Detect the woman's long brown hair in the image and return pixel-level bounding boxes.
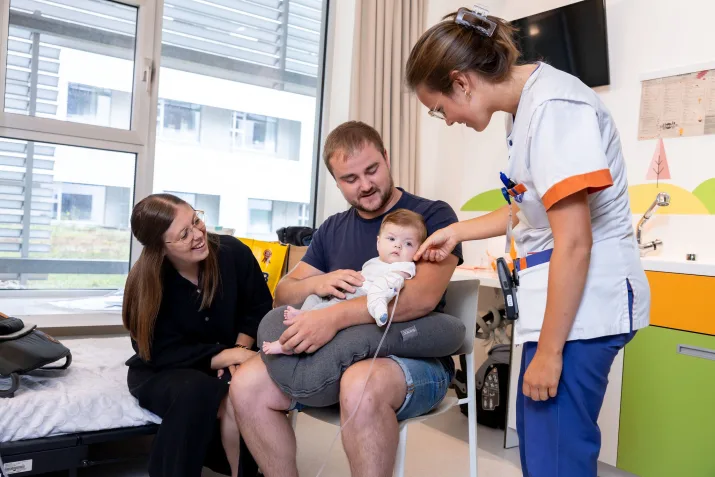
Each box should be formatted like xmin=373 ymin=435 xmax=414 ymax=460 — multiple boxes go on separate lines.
xmin=122 ymin=193 xmax=221 ymax=361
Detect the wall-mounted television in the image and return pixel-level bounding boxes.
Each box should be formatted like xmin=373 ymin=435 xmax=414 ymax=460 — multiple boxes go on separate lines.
xmin=511 ymin=0 xmax=610 ymax=87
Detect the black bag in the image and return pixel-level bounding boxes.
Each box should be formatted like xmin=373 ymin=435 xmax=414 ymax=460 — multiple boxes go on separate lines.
xmin=0 ymin=315 xmax=72 ymax=398
xmin=276 ymin=226 xmax=314 ymax=246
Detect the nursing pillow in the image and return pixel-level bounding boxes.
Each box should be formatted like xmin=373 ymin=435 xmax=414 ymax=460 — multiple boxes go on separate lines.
xmin=258 ymin=306 xmax=465 ymax=407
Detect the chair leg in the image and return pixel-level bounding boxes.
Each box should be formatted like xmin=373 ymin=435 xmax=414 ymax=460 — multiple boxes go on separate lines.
xmin=289 ymin=410 xmax=299 ymax=429
xmin=393 ymin=425 xmax=408 ymax=477
xmin=466 ymin=351 xmax=479 ymax=477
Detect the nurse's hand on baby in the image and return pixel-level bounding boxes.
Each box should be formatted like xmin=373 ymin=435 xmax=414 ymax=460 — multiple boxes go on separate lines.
xmin=414 ymin=224 xmax=460 ymax=263
xmin=313 ymin=269 xmax=364 ymax=299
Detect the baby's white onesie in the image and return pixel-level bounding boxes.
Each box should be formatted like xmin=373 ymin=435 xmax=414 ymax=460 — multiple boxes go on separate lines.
xmin=360 ymin=258 xmax=416 ymax=326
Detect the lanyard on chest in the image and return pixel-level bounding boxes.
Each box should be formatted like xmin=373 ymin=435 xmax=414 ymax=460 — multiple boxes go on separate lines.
xmin=495 ymin=172 xmax=527 ymax=321
xmin=499 ymin=172 xmax=526 ymax=254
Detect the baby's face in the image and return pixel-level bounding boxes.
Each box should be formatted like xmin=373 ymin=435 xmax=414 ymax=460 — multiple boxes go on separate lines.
xmin=377 ymin=223 xmax=422 ymax=263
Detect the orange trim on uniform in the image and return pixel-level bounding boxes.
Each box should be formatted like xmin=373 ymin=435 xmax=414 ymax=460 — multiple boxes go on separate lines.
xmin=518 ymin=257 xmax=528 ymax=271
xmin=542 ymin=169 xmax=614 ymax=210
xmin=506 ymin=184 xmax=527 ymax=198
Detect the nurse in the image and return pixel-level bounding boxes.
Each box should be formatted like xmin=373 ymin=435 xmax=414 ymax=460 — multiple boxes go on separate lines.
xmin=405 ymin=6 xmax=650 ymax=476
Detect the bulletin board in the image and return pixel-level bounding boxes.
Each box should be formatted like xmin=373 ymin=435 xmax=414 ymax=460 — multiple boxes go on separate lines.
xmin=638 ymin=69 xmax=715 ymax=140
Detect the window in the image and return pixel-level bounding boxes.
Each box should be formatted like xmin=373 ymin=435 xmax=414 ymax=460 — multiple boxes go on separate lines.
xmin=247 ymin=199 xmax=310 ymax=241
xmin=3 ymin=0 xmax=137 ymax=131
xmin=297 ymin=203 xmax=310 ymax=226
xmin=67 ymin=84 xmax=112 ymax=127
xmin=157 ymin=99 xmax=201 ymax=142
xmin=0 ymin=0 xmax=327 ymax=294
xmin=0 ymin=138 xmax=135 ymax=290
xmin=247 ymin=199 xmax=273 ymax=235
xmin=61 ymin=193 xmax=92 ymax=221
xmin=231 ymin=112 xmax=278 ymax=152
xmin=152 ymin=0 xmax=325 ymax=240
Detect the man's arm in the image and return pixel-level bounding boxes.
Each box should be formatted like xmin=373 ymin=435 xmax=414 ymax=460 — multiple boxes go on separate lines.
xmin=333 ymin=254 xmax=458 ymax=327
xmin=279 ymin=255 xmax=458 ymax=353
xmin=274 ymin=262 xmax=325 ymax=307
xmin=274 ymin=262 xmax=365 ymax=308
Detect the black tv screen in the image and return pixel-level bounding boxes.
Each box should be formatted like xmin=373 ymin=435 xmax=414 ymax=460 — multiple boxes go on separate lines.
xmin=511 ymin=0 xmax=610 ymax=87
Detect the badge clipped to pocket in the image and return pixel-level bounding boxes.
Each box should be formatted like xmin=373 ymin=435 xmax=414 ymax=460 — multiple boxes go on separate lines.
xmin=495 ymin=258 xmax=519 ymax=321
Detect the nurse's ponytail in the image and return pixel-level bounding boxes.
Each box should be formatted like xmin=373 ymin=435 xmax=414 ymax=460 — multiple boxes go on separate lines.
xmin=406 ymin=8 xmax=520 ymax=92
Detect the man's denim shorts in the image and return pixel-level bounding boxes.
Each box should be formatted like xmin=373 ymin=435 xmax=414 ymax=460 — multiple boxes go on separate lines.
xmin=289 ymin=355 xmax=454 ymax=421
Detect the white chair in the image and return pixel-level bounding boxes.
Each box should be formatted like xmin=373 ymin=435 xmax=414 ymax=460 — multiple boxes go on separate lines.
xmin=293 ymin=278 xmax=480 ymax=477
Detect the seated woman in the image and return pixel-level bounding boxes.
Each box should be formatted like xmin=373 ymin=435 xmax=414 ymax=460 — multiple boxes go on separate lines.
xmin=123 ymin=194 xmax=273 ymax=477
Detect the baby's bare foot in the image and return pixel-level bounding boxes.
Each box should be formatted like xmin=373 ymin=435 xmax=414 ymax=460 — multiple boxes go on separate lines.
xmin=262 ymin=341 xmax=292 ymax=355
xmin=284 ymin=306 xmax=303 ymax=322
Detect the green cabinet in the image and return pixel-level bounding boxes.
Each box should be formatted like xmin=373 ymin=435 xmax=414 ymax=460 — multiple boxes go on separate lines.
xmin=618 ymin=326 xmax=715 ymax=477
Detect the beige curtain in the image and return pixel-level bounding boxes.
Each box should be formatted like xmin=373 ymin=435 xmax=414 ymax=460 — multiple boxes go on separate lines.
xmin=349 ymin=0 xmax=426 ymax=193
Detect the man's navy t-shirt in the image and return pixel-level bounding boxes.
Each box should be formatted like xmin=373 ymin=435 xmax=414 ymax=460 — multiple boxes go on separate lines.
xmin=303 ymin=188 xmax=463 ymax=299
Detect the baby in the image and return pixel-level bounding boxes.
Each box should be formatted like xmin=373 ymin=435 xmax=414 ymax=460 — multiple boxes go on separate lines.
xmin=263 ymin=209 xmax=426 ymax=355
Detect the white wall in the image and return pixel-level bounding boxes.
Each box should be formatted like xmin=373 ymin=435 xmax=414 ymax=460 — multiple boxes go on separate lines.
xmin=421 ymin=0 xmax=715 ymax=265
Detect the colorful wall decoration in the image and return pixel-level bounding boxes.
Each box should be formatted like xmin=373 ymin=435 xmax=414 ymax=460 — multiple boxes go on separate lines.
xmin=462 ymin=139 xmax=715 ymax=215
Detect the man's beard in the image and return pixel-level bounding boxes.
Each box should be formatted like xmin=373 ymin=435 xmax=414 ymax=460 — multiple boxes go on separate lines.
xmin=349 ymin=177 xmax=394 ymax=213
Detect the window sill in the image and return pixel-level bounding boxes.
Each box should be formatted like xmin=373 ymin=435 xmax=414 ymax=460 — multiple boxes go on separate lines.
xmin=2 ymin=295 xmax=123 ymax=330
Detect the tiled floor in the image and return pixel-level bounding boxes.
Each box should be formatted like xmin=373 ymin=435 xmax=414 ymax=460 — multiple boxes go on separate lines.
xmin=71 ymin=399 xmax=636 ymax=477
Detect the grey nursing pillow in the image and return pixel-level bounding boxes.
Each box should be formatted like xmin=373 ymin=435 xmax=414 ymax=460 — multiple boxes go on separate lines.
xmin=257 ymin=306 xmax=465 ymax=407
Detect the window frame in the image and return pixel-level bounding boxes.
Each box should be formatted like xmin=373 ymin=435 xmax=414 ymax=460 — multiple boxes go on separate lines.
xmin=0 ymin=0 xmax=330 ymax=311
xmin=0 ymin=0 xmax=159 ymax=299
xmin=0 ymin=0 xmax=157 ymax=146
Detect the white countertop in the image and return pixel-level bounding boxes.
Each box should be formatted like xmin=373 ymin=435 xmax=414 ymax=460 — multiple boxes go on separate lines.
xmin=640 ymin=256 xmax=715 ymax=277
xmin=455 ymin=257 xmax=715 ymax=282
xmin=451 ymin=267 xmax=500 ymax=288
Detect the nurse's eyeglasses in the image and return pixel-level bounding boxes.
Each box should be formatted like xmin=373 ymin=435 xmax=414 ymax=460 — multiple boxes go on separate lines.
xmin=166 ymin=210 xmax=206 ymax=244
xmin=428 ymin=96 xmax=446 ymax=121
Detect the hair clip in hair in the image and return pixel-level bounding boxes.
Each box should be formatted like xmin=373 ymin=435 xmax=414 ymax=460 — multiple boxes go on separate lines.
xmin=455 ymin=4 xmax=497 ymax=37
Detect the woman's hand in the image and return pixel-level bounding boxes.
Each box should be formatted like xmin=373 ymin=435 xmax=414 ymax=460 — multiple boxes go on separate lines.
xmin=211 ymin=347 xmax=256 ymax=370
xmin=217 ymin=365 xmax=238 ymax=379
xmin=522 ymin=349 xmax=563 ymax=401
xmin=414 ymin=225 xmax=460 ymax=262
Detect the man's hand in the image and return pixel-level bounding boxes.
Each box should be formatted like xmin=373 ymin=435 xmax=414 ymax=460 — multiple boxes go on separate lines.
xmin=279 ymin=307 xmax=338 ymax=354
xmin=522 ymin=349 xmax=563 ymax=401
xmin=313 ymin=269 xmax=364 ymax=299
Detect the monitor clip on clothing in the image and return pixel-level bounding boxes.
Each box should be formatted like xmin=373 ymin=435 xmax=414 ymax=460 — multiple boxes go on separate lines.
xmin=496 ymin=258 xmax=519 ymax=321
